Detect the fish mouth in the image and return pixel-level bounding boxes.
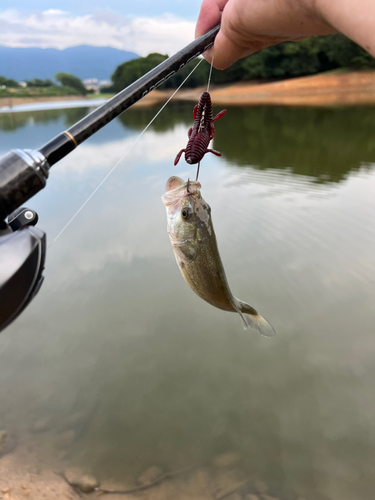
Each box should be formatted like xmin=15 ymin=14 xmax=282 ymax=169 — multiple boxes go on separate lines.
xmin=162 ymin=176 xmax=201 ymax=207
xmin=164 ymin=176 xmax=185 ymax=192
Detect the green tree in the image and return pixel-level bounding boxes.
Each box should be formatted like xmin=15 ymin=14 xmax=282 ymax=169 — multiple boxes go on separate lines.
xmin=112 ymin=53 xmax=215 ymax=91
xmin=26 ymin=78 xmax=55 ymax=88
xmin=208 ymin=35 xmax=375 ymax=83
xmin=112 ymin=53 xmax=168 ymax=92
xmin=111 ymin=35 xmax=375 ymax=93
xmin=55 ymin=72 xmax=87 ymax=95
xmin=0 ymin=76 xmax=19 ymax=88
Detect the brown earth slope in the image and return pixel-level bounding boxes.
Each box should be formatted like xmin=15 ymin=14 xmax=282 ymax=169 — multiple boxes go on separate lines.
xmin=1 ymin=71 xmax=375 ymax=109
xmin=169 ymin=70 xmax=375 ymax=106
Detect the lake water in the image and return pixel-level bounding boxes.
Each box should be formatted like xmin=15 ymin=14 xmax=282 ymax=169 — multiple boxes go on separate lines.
xmin=0 ymin=103 xmax=375 ymax=500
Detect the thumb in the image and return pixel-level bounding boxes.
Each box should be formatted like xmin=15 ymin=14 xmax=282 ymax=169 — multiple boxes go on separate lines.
xmin=210 ymin=28 xmax=251 ymax=69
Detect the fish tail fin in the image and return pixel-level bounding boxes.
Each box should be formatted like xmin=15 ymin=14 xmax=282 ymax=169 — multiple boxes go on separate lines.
xmin=235 ymin=299 xmax=276 ymax=338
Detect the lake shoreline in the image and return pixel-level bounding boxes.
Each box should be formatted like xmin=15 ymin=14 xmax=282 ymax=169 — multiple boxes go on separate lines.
xmin=0 ymin=432 xmax=281 ymax=500
xmin=1 ymin=70 xmax=375 ymax=111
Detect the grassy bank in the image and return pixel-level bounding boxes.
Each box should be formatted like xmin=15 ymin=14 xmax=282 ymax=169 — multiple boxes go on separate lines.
xmin=0 ymin=86 xmax=84 ymax=99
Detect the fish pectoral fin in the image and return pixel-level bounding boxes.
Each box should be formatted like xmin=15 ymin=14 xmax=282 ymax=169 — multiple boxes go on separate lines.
xmin=236 ymin=299 xmax=276 ymax=338
xmin=172 ymin=239 xmax=198 ymax=261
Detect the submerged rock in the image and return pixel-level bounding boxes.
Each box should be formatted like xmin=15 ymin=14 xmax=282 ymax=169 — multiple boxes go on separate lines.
xmin=64 ymin=467 xmax=82 ymax=484
xmin=213 ymin=452 xmax=241 ymax=468
xmin=137 ymin=465 xmax=164 ymax=485
xmin=64 ymin=467 xmax=99 ymax=493
xmin=77 ymin=474 xmax=99 ymax=493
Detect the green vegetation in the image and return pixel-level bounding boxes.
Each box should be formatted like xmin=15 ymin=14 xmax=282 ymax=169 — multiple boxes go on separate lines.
xmin=0 ymin=86 xmax=81 ymax=98
xmin=55 ymin=72 xmax=87 ymax=95
xmin=112 ymin=34 xmax=375 ymax=91
xmin=26 ymin=78 xmax=55 ymax=87
xmin=0 ymin=107 xmax=89 ymax=132
xmin=232 ymin=34 xmax=375 ymax=81
xmin=0 ymin=76 xmax=19 ymax=88
xmin=0 ymin=72 xmax=88 ymax=98
xmin=112 ymin=53 xmax=168 ymax=92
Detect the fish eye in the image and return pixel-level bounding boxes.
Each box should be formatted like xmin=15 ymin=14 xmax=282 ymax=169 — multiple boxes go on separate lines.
xmin=181 ymin=208 xmax=190 ymax=220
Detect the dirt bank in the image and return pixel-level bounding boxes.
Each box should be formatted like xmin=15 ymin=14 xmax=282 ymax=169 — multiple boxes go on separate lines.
xmin=123 ymin=70 xmax=375 ymax=107
xmin=165 ymin=70 xmax=375 ymax=107
xmin=209 ymin=70 xmax=375 ymax=106
xmin=2 ymin=71 xmax=375 ymax=109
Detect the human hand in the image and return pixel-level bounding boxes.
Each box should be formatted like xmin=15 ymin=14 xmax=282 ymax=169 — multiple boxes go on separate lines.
xmin=195 ymin=0 xmax=336 ymax=69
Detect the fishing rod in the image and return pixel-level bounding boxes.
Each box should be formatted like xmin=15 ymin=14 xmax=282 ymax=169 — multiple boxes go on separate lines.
xmin=0 ymin=24 xmax=220 ymax=333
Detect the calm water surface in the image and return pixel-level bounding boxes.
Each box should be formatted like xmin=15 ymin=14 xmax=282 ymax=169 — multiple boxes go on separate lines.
xmin=1 ymin=104 xmax=375 ymax=500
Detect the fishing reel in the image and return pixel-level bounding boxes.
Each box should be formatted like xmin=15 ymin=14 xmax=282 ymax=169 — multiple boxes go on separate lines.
xmin=0 ymin=207 xmax=46 ymax=333
xmin=0 ymin=149 xmax=48 ymax=333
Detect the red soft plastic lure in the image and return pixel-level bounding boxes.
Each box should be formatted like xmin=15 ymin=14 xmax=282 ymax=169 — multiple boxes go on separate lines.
xmin=174 ymin=91 xmax=226 ymax=178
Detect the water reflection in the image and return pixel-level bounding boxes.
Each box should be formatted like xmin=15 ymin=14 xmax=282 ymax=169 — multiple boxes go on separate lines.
xmin=214 ymin=106 xmax=375 ymax=183
xmin=0 ymin=107 xmax=89 ymax=132
xmin=0 ymin=104 xmax=374 ymax=500
xmin=120 ymin=104 xmax=375 ymax=184
xmin=2 ymin=104 xmax=375 ymax=185
xmin=3 ymin=103 xmax=373 ymax=184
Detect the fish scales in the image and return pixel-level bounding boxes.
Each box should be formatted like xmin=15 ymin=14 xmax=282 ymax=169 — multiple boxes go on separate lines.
xmin=180 ymin=221 xmax=234 ymax=312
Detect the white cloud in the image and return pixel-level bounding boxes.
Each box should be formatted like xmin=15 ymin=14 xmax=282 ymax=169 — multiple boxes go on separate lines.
xmin=0 ymin=9 xmax=195 ymax=55
xmin=43 ymin=9 xmax=67 ymax=16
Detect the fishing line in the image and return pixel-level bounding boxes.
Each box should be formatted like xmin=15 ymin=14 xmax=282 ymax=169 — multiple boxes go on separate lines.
xmin=49 ymin=57 xmax=204 ymax=248
xmin=207 ymin=53 xmax=214 ymax=92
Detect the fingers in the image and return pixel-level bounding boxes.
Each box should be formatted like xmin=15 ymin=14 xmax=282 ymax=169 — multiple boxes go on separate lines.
xmin=195 ymin=0 xmax=228 ymax=38
xmin=211 ymin=27 xmax=254 ymax=69
xmin=195 ymin=0 xmax=337 ymax=70
xmin=196 ymin=0 xmax=256 ymax=69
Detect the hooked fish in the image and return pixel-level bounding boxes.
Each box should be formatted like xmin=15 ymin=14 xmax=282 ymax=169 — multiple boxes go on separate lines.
xmin=162 ymin=176 xmax=275 ymax=337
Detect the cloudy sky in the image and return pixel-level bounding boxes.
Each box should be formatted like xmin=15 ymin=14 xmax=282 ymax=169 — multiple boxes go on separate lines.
xmin=0 ymin=1 xmax=203 ymax=55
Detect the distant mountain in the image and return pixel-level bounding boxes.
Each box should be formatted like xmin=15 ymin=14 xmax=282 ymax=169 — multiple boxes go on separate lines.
xmin=0 ymin=45 xmax=139 ymax=81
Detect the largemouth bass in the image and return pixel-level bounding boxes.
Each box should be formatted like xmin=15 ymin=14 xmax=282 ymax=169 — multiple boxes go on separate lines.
xmin=162 ymin=176 xmax=275 ymax=337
